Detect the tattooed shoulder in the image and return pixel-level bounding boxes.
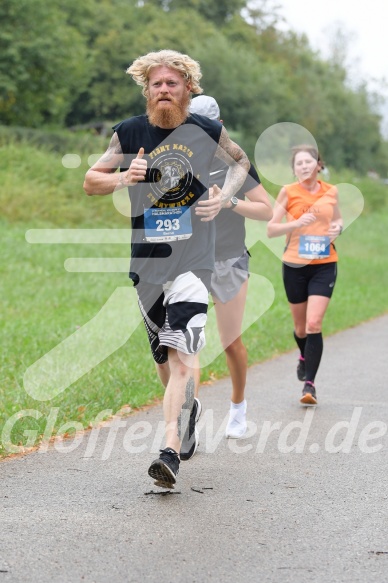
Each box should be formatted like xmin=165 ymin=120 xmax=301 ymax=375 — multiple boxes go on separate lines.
xmin=218 ymin=127 xmax=249 ymax=167
xmin=99 ymin=132 xmax=123 ymax=167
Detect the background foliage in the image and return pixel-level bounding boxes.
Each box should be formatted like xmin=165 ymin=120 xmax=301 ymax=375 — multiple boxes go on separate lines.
xmin=1 ymin=0 xmax=387 ymax=175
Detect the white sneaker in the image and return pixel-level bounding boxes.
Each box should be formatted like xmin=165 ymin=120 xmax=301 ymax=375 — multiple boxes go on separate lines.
xmin=225 ymin=400 xmax=247 ymax=439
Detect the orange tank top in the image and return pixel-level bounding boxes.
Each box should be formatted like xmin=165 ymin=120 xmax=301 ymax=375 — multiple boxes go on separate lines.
xmin=282 ymin=180 xmax=338 ymax=266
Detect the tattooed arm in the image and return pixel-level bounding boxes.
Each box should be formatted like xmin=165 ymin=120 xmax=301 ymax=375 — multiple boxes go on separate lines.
xmin=83 ymin=133 xmax=147 ymax=196
xmin=195 ymin=127 xmax=250 ymax=221
xmin=83 ymin=132 xmax=124 ymax=196
xmin=215 ymin=126 xmax=250 ymax=206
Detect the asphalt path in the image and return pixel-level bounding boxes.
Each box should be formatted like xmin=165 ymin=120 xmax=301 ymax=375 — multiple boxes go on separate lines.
xmin=1 ymin=315 xmax=387 ymax=583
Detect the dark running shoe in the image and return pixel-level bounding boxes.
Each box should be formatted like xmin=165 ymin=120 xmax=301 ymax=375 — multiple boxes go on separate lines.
xmin=297 ymin=357 xmax=306 ymax=381
xmin=180 ymin=398 xmax=202 ymax=461
xmin=300 ymin=382 xmax=318 ymax=406
xmin=148 ymin=448 xmax=180 ymax=489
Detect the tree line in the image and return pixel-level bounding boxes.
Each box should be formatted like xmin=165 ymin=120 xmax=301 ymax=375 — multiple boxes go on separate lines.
xmin=1 ymin=0 xmax=387 ymax=174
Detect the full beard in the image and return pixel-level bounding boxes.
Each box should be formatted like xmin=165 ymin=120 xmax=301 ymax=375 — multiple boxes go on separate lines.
xmin=147 ymin=94 xmax=190 ymax=129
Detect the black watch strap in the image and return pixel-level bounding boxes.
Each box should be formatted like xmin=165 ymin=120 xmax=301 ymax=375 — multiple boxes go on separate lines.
xmin=230 ymin=196 xmax=238 ymax=210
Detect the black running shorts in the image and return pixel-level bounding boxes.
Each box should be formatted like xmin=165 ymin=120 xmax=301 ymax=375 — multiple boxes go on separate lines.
xmin=282 ymin=262 xmax=337 ymax=304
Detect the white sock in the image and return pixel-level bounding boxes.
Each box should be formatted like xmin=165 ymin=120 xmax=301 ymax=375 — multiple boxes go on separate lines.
xmin=225 ymin=399 xmax=247 ymax=438
xmin=231 ymin=400 xmax=246 ymax=411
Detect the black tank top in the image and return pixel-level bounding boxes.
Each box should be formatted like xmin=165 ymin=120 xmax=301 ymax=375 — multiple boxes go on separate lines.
xmin=113 ymin=114 xmax=222 ymax=284
xmin=210 ymin=162 xmax=260 ymax=260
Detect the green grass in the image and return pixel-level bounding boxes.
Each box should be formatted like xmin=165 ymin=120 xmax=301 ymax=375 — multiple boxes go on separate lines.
xmin=1 ymin=137 xmax=388 ymax=456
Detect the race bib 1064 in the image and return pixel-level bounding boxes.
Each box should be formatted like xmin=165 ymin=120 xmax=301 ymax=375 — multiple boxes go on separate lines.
xmin=298 ymin=235 xmax=330 ymax=259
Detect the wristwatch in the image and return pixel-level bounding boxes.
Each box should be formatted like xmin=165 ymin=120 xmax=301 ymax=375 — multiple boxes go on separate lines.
xmin=230 ymin=196 xmax=238 ymax=210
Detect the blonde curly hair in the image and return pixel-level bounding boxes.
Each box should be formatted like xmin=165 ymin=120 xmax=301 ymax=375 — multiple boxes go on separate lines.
xmin=126 ymin=50 xmax=203 ymax=97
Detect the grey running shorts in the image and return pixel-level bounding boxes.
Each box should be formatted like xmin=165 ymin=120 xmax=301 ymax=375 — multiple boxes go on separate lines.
xmin=135 ymin=271 xmax=210 ymax=364
xmin=210 ymin=249 xmax=250 ymax=304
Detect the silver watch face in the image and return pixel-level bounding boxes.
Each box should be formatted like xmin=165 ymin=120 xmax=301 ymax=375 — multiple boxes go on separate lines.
xmin=231 ymin=197 xmax=238 ymax=206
